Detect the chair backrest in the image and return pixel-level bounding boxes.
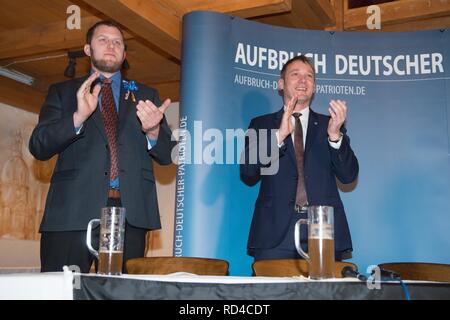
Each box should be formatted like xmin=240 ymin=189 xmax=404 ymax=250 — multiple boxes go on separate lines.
xmin=378 ymin=262 xmax=450 ymax=282
xmin=126 ymin=257 xmax=229 ymax=276
xmin=252 ymin=259 xmax=357 ymax=277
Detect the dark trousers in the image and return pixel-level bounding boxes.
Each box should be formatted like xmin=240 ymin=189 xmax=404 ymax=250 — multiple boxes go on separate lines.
xmin=41 ymin=196 xmax=147 ymax=273
xmin=40 ymin=222 xmax=147 ymax=273
xmin=253 ymin=211 xmax=307 ymax=261
xmin=41 ymin=198 xmax=147 ymax=273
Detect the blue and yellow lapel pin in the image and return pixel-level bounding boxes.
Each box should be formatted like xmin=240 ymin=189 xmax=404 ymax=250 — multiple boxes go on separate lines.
xmin=123 ymin=80 xmax=139 ymax=102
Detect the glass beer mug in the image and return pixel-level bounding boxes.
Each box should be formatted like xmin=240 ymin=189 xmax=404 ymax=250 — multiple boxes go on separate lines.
xmin=294 ymin=205 xmax=335 ymax=279
xmin=86 ymin=207 xmax=126 ymax=275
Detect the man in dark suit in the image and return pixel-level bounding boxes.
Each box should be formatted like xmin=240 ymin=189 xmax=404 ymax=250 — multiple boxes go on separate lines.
xmin=29 ymin=21 xmax=176 ymax=272
xmin=240 ymin=55 xmax=359 ymax=261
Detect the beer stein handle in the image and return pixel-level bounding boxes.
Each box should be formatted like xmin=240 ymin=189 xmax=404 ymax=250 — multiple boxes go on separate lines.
xmin=86 ymin=219 xmax=100 ymax=259
xmin=294 ymin=219 xmax=310 ymax=262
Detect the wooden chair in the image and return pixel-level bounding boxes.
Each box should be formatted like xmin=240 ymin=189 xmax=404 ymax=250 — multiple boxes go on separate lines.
xmin=126 ymin=257 xmax=229 ymax=276
xmin=378 ymin=262 xmax=450 ymax=282
xmin=252 ymin=259 xmax=357 ymax=277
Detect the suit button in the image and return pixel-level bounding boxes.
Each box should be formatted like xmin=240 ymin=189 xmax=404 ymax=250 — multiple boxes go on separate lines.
xmin=105 ymin=144 xmax=109 ymax=149
xmin=104 ymin=172 xmax=108 ymax=176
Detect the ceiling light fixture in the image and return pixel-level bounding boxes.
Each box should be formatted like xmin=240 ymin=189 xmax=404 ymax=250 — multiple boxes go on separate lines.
xmin=0 ymin=53 xmax=66 ymax=86
xmin=64 ymin=50 xmax=86 ymax=78
xmin=0 ymin=66 xmax=35 ymax=86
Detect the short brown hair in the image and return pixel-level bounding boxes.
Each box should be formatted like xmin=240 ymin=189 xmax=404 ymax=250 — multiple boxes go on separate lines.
xmin=280 ymin=55 xmax=315 ymax=79
xmin=86 ymin=20 xmax=126 ymax=50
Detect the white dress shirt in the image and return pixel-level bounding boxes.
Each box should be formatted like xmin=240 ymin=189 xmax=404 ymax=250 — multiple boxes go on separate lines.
xmin=276 ymin=106 xmax=342 ymax=149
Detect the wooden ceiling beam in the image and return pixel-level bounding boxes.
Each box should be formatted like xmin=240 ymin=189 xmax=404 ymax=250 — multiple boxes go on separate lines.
xmin=270 ymin=0 xmax=335 ymax=29
xmin=345 ymin=0 xmax=450 ymax=30
xmin=288 ymin=0 xmax=326 ymax=29
xmin=256 ymin=13 xmax=301 ymax=29
xmin=182 ymin=0 xmax=292 ymax=18
xmin=80 ymin=0 xmax=183 ymax=60
xmin=326 ymin=0 xmax=344 ymax=31
xmin=79 ymin=0 xmax=292 ymax=61
xmin=305 ymin=0 xmax=336 ymax=26
xmin=0 ymin=77 xmax=46 ymax=114
xmin=1 ymin=16 xmax=92 ymax=60
xmin=0 ymin=16 xmax=134 ymax=60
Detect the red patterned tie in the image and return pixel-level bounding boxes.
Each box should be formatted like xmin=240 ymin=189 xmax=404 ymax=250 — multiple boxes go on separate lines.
xmin=100 ymin=79 xmax=119 ymax=181
xmin=292 ymin=112 xmax=308 ymax=207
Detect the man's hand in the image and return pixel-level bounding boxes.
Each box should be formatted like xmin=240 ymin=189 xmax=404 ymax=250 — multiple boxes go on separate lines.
xmin=328 ymin=99 xmax=347 ymax=141
xmin=136 ymin=98 xmax=171 ymax=140
xmin=74 ymin=72 xmax=101 ymax=128
xmin=277 ymin=96 xmax=297 ymax=144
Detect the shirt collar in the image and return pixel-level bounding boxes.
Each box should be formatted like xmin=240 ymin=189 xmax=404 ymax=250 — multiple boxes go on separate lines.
xmin=100 ymin=71 xmax=121 ymax=84
xmin=283 ymin=105 xmax=310 ymax=119
xmin=90 ymin=70 xmax=122 ymax=87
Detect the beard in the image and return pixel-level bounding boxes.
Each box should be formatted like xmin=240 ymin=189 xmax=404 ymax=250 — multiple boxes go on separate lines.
xmin=91 ymin=48 xmax=123 ymax=73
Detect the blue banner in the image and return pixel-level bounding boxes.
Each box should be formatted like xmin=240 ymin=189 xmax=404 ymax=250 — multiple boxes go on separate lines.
xmin=174 ymin=11 xmax=450 ymax=276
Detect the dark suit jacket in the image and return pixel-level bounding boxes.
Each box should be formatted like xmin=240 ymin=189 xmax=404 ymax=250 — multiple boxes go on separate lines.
xmin=240 ymin=107 xmax=359 ymax=257
xmin=29 ymin=75 xmax=176 ymax=232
